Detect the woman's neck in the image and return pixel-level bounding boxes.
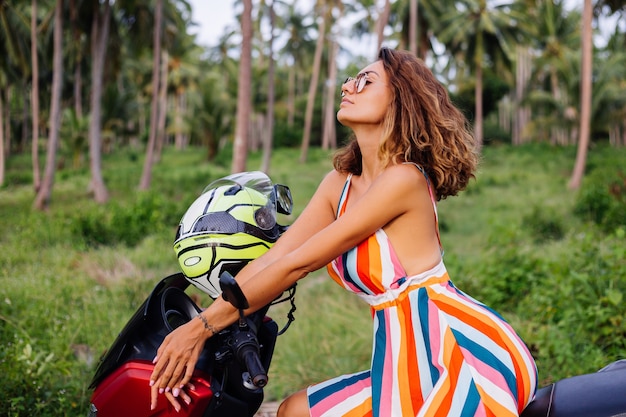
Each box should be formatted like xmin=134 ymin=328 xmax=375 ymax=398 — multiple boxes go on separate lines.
xmin=352 ymin=126 xmax=385 ymax=182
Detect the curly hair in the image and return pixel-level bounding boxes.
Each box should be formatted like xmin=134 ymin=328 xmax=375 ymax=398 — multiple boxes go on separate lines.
xmin=333 ymin=48 xmax=479 ymax=200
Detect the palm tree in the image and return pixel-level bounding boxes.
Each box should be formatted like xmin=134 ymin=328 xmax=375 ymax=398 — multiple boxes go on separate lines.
xmin=524 ymin=0 xmax=580 ymax=145
xmin=139 ymin=0 xmax=164 ymax=190
xmin=232 ymin=0 xmax=253 ymax=173
xmin=277 ymin=3 xmax=313 ymax=127
xmin=409 ymin=0 xmax=417 ymax=55
xmin=569 ymin=0 xmax=593 ymax=189
xmin=69 ymin=0 xmax=85 ymax=118
xmin=34 ymin=0 xmax=63 ymax=210
xmin=376 ymin=0 xmax=391 ymax=52
xmin=261 ymin=0 xmax=276 ymax=174
xmin=437 ymin=0 xmax=523 ymax=147
xmin=0 ymin=1 xmax=31 ymax=187
xmin=31 ymin=0 xmax=41 ymax=192
xmin=196 ymin=70 xmax=234 ymax=160
xmin=0 ymin=85 xmax=4 ymax=188
xmin=321 ymin=36 xmax=339 ymax=150
xmin=299 ymin=1 xmax=326 ymax=163
xmin=385 ymin=0 xmax=441 ymax=61
xmin=87 ymin=0 xmax=112 ymax=203
xmin=320 ymin=0 xmax=345 ymax=151
xmin=599 ymin=27 xmax=626 ymax=146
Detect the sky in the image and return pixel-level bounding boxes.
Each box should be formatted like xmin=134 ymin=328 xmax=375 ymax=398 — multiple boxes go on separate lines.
xmin=186 ymin=1 xmax=622 ymax=52
xmin=187 ymin=0 xmax=238 ymax=48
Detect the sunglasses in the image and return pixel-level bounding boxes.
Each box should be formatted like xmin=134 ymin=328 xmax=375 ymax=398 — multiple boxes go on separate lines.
xmin=341 ymin=72 xmax=371 ymax=97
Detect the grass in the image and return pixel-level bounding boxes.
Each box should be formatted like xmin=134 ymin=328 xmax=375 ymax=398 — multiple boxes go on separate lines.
xmin=1 ymin=143 xmax=625 ymax=415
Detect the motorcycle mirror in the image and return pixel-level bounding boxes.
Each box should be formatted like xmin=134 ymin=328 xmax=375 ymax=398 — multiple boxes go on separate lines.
xmin=274 ymin=184 xmax=293 ymax=215
xmin=219 ymin=271 xmax=250 ymax=311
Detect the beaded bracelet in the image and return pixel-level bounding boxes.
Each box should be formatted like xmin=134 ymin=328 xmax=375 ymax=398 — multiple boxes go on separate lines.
xmin=197 ymin=314 xmax=218 ymax=336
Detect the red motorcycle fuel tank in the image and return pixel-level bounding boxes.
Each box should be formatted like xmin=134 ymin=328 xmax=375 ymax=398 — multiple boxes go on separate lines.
xmin=89 ymin=360 xmax=214 ymax=417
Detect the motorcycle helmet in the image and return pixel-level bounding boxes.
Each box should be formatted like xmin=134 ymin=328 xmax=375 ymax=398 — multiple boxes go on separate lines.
xmin=174 ymin=171 xmax=292 ymax=299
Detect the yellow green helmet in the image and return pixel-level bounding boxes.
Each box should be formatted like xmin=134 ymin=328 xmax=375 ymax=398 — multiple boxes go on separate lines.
xmin=173 ymin=171 xmax=292 ymax=298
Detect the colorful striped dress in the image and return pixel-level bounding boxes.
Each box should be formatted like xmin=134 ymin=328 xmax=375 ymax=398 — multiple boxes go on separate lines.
xmin=307 ymin=169 xmax=537 ymax=417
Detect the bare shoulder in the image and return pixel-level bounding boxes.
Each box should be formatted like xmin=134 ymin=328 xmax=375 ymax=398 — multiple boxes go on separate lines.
xmin=315 ymin=169 xmax=349 ymax=200
xmin=319 ymin=169 xmax=348 ymax=188
xmin=376 ymin=164 xmax=428 ymax=194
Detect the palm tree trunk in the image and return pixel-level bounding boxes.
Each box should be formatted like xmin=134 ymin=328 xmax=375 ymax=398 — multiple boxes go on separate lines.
xmin=473 ymin=28 xmax=484 ymax=148
xmin=31 ymin=0 xmax=41 ymax=192
xmin=261 ymin=0 xmax=276 ymax=174
xmin=322 ymin=37 xmax=338 ymax=150
xmin=299 ymin=15 xmax=325 ymax=163
xmin=569 ymin=0 xmax=593 ymax=189
xmin=70 ymin=0 xmax=83 ymax=118
xmin=2 ymin=87 xmax=9 ymax=159
xmin=375 ymin=0 xmax=391 ymax=55
xmin=155 ymin=49 xmax=169 ymax=162
xmin=34 ymin=0 xmax=63 ymax=210
xmin=232 ymin=0 xmax=253 ymax=173
xmin=88 ymin=0 xmax=111 ymax=203
xmin=287 ymin=66 xmax=295 ymax=127
xmin=174 ymin=91 xmax=186 ymax=149
xmin=139 ymin=0 xmax=163 ymax=190
xmin=0 ymin=90 xmax=4 ymax=187
xmin=513 ymin=46 xmax=530 ymax=145
xmin=409 ymin=0 xmax=418 ymax=56
xmin=474 ymin=63 xmax=483 ymax=148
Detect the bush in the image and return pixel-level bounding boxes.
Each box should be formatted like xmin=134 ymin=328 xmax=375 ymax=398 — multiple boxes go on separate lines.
xmin=0 ymin=326 xmax=88 ymax=416
xmin=522 ymin=206 xmax=565 ymax=243
xmin=574 ymin=169 xmax=626 ymax=231
xmin=71 ymin=191 xmax=179 ymax=247
xmin=483 ymin=117 xmax=512 ymax=145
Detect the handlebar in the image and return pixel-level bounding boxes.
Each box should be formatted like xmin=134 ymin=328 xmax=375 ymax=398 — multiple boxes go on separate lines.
xmin=238 ymin=342 xmax=268 ymax=387
xmin=219 ymin=321 xmax=268 ymax=389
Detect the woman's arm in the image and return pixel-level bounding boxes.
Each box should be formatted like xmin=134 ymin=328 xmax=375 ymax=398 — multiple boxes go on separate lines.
xmin=149 ymin=165 xmax=425 ymax=408
xmin=149 ymin=169 xmax=346 ymax=408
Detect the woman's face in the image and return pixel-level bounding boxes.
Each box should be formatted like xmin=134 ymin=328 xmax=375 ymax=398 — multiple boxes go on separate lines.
xmin=337 ymin=60 xmax=392 ymax=128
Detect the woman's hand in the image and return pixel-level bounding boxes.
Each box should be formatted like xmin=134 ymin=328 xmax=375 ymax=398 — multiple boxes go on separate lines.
xmin=158 ymin=382 xmax=195 ymax=412
xmin=149 ymin=316 xmax=209 ymax=410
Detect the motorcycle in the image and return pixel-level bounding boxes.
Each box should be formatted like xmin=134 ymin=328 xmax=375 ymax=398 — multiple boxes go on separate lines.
xmin=520 ymin=359 xmax=626 ymax=417
xmin=88 ymin=270 xmax=296 ymax=417
xmin=88 ymin=172 xmax=297 ymax=417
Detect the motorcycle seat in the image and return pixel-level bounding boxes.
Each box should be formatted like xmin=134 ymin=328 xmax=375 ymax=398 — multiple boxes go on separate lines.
xmin=521 ymin=360 xmax=626 ymax=417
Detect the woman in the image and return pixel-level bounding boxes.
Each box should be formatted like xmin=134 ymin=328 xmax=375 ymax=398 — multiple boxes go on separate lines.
xmin=150 ymin=48 xmax=537 ymax=416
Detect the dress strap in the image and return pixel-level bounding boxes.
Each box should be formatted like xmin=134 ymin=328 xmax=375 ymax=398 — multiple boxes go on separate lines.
xmin=336 ymin=173 xmax=353 ymax=218
xmin=403 ymin=163 xmax=444 ymax=255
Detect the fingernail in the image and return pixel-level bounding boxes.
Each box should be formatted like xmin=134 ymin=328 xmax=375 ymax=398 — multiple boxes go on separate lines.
xmin=184 ymin=398 xmax=191 ymax=405
xmin=149 ymin=380 xmax=154 ymax=387
xmin=173 ymin=388 xmax=180 ymax=397
xmin=175 ymin=406 xmax=181 ymax=413
xmin=152 ymin=356 xmax=158 ymax=364
xmin=159 ymin=388 xmax=164 ymax=394
xmin=165 ymin=387 xmax=171 ymax=393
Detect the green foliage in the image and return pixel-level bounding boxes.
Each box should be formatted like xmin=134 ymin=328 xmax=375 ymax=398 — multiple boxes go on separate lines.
xmin=574 ymin=168 xmax=626 ymax=231
xmin=483 ymin=115 xmax=512 ymax=144
xmin=438 ymin=143 xmax=626 ymax=387
xmin=273 ymin=122 xmax=303 ymax=148
xmin=1 ymin=144 xmax=626 ymax=415
xmin=71 ymin=191 xmax=180 ymax=247
xmin=0 ymin=331 xmax=83 ymax=417
xmin=522 ymin=205 xmax=565 ymax=243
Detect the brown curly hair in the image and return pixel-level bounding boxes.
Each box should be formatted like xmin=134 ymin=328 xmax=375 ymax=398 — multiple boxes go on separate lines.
xmin=333 ymin=48 xmax=479 ymax=200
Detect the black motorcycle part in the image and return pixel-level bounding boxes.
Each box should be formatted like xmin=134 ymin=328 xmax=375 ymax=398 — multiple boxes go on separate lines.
xmin=90 ymin=272 xmax=279 ymax=417
xmin=201 ymin=390 xmax=257 ymax=417
xmin=90 ymin=273 xmax=206 ymax=389
xmin=209 ymin=318 xmax=277 ymax=417
xmin=521 ymin=359 xmax=626 ymax=417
